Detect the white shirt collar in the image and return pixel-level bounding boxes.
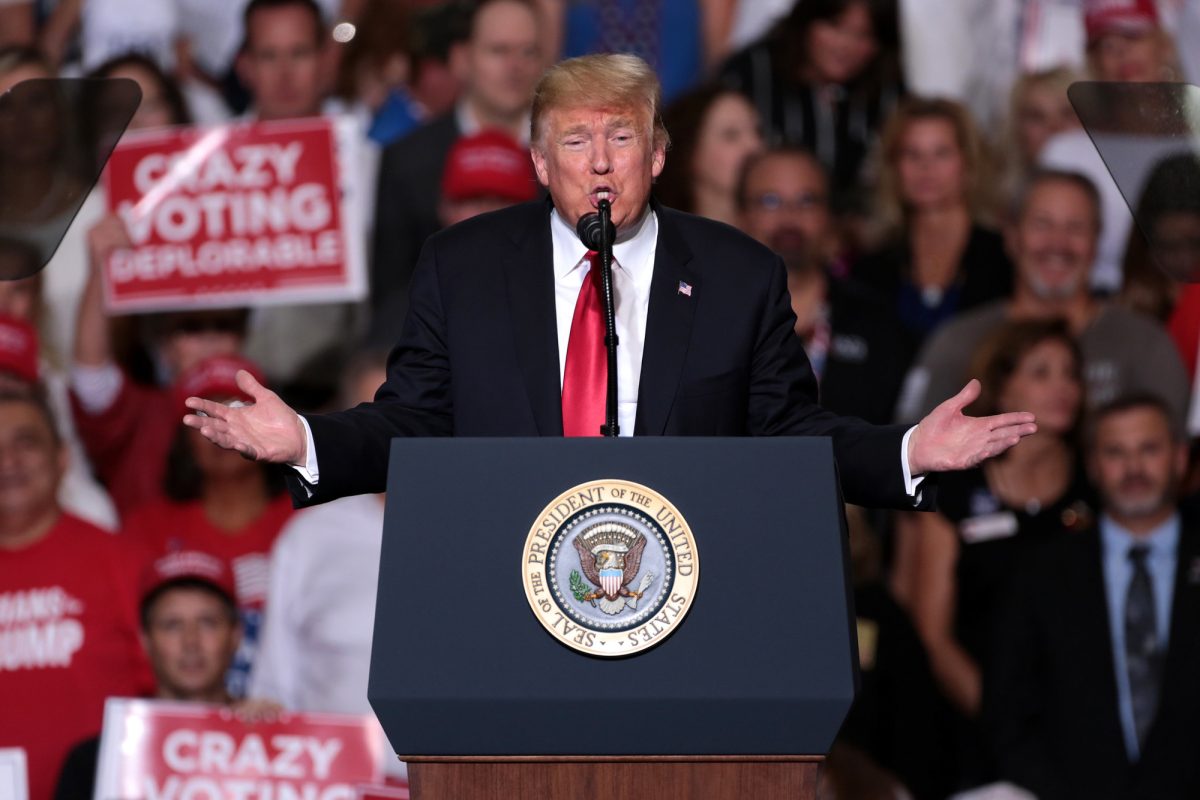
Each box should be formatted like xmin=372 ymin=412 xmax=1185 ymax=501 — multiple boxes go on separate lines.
xmin=549 ymin=205 xmax=658 ymax=280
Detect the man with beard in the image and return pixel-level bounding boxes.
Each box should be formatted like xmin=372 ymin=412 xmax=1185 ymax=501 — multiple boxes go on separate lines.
xmin=738 ymin=148 xmax=912 ymax=424
xmin=987 ymin=394 xmax=1200 ymax=799
xmin=895 ymin=169 xmax=1188 ymax=427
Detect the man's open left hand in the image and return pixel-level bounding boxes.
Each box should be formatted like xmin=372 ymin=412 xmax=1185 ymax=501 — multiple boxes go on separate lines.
xmin=908 ymin=379 xmax=1037 ymax=475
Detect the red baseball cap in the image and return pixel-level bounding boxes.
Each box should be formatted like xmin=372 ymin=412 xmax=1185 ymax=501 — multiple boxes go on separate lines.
xmin=1085 ymin=0 xmax=1159 ymax=42
xmin=0 ymin=315 xmax=38 ymax=385
xmin=173 ymin=354 xmax=265 ymax=415
xmin=139 ymin=550 xmax=238 ymax=609
xmin=441 ymin=130 xmax=537 ymax=203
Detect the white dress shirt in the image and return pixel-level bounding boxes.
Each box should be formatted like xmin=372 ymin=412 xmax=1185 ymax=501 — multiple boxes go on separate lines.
xmin=551 ymin=206 xmax=656 ymax=437
xmin=294 ymin=207 xmax=923 ymax=500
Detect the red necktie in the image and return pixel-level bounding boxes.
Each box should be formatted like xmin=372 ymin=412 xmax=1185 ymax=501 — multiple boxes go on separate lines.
xmin=562 ymin=250 xmax=606 ymax=436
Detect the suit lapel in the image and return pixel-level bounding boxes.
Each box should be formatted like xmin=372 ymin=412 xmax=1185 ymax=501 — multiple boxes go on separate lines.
xmin=503 ymin=202 xmax=562 ymax=435
xmin=634 ymin=206 xmax=698 ymax=435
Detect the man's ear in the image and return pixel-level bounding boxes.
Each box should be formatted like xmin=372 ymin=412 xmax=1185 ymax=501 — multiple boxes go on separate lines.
xmin=651 ymin=142 xmax=666 ymax=179
xmin=234 ymin=51 xmax=253 ymax=94
xmin=531 ymin=146 xmax=550 ymax=187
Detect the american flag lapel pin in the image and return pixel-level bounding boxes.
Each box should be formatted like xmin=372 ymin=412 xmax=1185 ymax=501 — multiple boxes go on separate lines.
xmin=677 ymin=280 xmax=693 ymax=297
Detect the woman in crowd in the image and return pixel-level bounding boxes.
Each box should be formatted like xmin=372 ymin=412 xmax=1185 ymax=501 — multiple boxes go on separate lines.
xmin=854 ymin=97 xmax=1011 ymax=346
xmin=719 ymin=0 xmax=903 ymax=213
xmin=892 ymin=319 xmax=1094 ymax=786
xmin=121 ymin=355 xmax=294 ymax=698
xmin=998 ymin=67 xmax=1082 ymax=214
xmin=655 ymin=84 xmax=763 ymax=226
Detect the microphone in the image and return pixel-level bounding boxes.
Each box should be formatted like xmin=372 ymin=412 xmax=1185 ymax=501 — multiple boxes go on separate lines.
xmin=575 ymin=209 xmax=616 ymax=250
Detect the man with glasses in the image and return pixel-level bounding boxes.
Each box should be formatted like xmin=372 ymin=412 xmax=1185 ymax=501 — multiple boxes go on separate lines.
xmin=737 ymin=147 xmax=910 ymax=424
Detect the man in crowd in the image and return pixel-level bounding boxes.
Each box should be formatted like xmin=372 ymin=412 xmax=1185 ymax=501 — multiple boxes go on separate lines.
xmin=185 ymin=53 xmax=1036 ymax=513
xmin=369 ymin=0 xmax=543 ymax=345
xmin=988 ymin=395 xmax=1200 ymax=798
xmin=233 ymin=0 xmax=372 ymax=400
xmin=54 ymin=550 xmax=243 ymax=798
xmin=0 ymin=391 xmax=150 ymax=800
xmin=896 ymin=169 xmax=1189 ymax=428
xmin=738 ymin=147 xmax=912 ymax=424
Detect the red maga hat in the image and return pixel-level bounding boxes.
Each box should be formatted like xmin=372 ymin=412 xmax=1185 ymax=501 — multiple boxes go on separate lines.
xmin=0 ymin=315 xmax=38 ymax=385
xmin=441 ymin=130 xmax=537 ymax=203
xmin=1085 ymin=0 xmax=1159 ymax=42
xmin=139 ymin=550 xmax=238 ymax=608
xmin=173 ymin=354 xmax=265 ymax=416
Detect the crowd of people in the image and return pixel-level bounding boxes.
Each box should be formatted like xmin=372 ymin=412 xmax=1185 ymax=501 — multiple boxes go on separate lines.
xmin=2 ymin=0 xmax=1200 ymax=798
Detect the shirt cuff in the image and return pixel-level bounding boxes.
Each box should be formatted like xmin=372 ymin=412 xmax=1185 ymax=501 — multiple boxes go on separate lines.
xmin=290 ymin=415 xmax=320 ymax=486
xmin=69 ymin=362 xmax=124 ymax=414
xmin=901 ymin=425 xmax=925 ymax=506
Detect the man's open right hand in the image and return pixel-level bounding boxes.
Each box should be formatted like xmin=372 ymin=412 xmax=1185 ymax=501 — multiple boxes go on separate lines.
xmin=182 ymin=369 xmax=307 ymax=465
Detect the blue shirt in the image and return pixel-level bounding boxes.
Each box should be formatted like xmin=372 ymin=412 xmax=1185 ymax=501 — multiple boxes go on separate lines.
xmin=1099 ymin=513 xmax=1179 ymax=762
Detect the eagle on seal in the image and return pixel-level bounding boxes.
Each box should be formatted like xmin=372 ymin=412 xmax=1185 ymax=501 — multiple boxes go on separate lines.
xmin=573 ymin=531 xmax=651 ymax=615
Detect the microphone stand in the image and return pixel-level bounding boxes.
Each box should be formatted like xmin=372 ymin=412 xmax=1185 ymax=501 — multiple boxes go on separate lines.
xmin=597 ymin=199 xmax=619 ymax=437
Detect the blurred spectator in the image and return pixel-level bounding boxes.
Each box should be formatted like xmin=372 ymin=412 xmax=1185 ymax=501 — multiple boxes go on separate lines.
xmin=656 ymin=83 xmax=763 ymax=226
xmin=438 ymin=129 xmax=537 ymax=227
xmin=1119 ymin=154 xmax=1200 ymax=387
xmin=333 ymin=0 xmax=412 ymax=142
xmin=370 ymin=0 xmax=542 ymax=346
xmin=987 ymin=394 xmax=1200 ymax=799
xmin=719 ymin=0 xmax=903 ymax=213
xmin=998 ymin=67 xmax=1083 ymax=215
xmin=539 ymin=0 xmax=722 ymax=101
xmin=233 ymin=0 xmax=374 ymax=403
xmin=250 ymin=349 xmax=403 ymax=777
xmin=71 ymin=214 xmax=249 ymax=515
xmin=121 ymin=354 xmax=293 ymax=698
xmin=855 ymin=98 xmax=1012 ymax=345
xmin=900 ymin=0 xmax=1085 ymax=137
xmin=737 ymin=147 xmax=909 ymax=424
xmin=54 ymin=550 xmax=244 ymax=799
xmin=0 ymin=310 xmax=117 ymax=529
xmin=893 ymin=319 xmax=1095 ymax=789
xmin=1040 ymin=0 xmax=1184 ymax=293
xmin=896 ymin=169 xmax=1189 ymax=429
xmin=37 ymin=52 xmax=193 ymax=375
xmin=0 ymin=390 xmax=150 ymax=800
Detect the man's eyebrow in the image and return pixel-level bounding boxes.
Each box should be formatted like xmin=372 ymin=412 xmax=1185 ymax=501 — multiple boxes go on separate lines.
xmin=560 ymin=124 xmax=591 ymax=137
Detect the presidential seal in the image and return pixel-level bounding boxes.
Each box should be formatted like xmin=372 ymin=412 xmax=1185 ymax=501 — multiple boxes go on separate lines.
xmin=522 ymin=479 xmax=699 ymax=656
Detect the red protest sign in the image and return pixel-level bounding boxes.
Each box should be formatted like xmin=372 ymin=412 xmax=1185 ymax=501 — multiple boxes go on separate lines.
xmin=103 ymin=117 xmax=367 ymax=313
xmin=94 ymin=699 xmax=384 ymax=800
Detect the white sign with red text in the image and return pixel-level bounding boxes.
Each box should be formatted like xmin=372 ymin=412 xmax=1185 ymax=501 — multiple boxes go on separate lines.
xmin=103 ymin=116 xmax=367 ymax=312
xmin=94 ymin=699 xmax=383 ymax=800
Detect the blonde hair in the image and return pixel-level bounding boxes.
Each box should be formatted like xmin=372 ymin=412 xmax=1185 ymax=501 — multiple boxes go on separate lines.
xmin=530 ymin=53 xmax=670 ymax=151
xmin=872 ymin=97 xmax=993 ymax=242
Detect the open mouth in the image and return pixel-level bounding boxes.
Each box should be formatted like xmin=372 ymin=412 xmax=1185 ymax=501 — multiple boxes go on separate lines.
xmin=589 ymin=186 xmax=616 ymax=207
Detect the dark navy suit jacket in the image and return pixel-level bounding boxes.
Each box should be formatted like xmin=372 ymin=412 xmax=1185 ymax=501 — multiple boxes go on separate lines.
xmin=290 ymin=199 xmax=926 ymax=509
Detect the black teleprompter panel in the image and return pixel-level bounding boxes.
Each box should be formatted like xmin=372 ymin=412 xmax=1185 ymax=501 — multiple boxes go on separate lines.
xmin=369 ymin=437 xmax=856 ymax=756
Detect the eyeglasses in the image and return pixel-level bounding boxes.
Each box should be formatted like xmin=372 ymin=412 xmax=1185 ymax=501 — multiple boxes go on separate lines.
xmin=748 ymin=192 xmax=827 ymax=212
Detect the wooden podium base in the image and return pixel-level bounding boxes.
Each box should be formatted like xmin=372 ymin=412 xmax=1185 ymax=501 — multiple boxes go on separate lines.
xmin=405 ymin=755 xmax=823 ymax=800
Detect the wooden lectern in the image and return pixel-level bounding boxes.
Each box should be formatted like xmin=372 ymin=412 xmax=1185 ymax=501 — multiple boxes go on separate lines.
xmin=370 ymin=438 xmax=857 ymax=799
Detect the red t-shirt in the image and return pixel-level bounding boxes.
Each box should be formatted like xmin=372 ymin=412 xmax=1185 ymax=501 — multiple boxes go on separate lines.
xmin=70 ymin=375 xmax=177 ymax=518
xmin=122 ymin=495 xmax=295 ymax=696
xmin=0 ymin=514 xmax=152 ymax=800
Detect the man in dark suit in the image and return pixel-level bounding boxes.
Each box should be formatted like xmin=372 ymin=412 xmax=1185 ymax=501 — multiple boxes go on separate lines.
xmin=369 ymin=0 xmax=543 ymax=347
xmin=183 ymin=53 xmax=1036 ymax=511
xmin=987 ymin=394 xmax=1200 ymax=799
